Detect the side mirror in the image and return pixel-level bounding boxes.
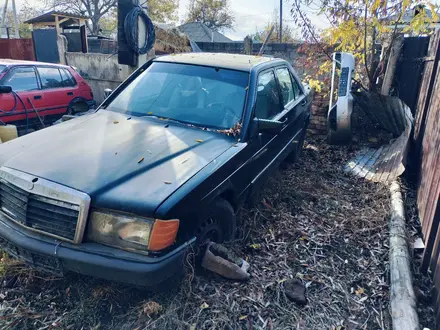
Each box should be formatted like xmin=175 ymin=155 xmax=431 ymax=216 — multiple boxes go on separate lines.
xmin=255 ymin=118 xmax=284 ymax=134
xmin=104 ymin=88 xmax=112 ymax=99
xmin=0 ymin=86 xmax=12 ymax=94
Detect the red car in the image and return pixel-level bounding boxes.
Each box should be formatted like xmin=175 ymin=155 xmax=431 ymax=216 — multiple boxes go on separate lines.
xmin=0 ymin=59 xmax=95 ymax=128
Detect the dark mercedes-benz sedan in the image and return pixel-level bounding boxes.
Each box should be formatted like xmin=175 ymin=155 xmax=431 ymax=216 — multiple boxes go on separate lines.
xmin=0 ymin=53 xmax=312 ymax=286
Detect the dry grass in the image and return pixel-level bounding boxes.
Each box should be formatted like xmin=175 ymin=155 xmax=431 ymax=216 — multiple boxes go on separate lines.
xmin=0 ymin=138 xmax=396 ymax=329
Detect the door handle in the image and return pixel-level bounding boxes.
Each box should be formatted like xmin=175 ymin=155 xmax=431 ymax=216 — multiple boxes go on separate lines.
xmin=34 ymin=95 xmax=42 ymax=100
xmin=67 ymin=92 xmax=73 ymax=96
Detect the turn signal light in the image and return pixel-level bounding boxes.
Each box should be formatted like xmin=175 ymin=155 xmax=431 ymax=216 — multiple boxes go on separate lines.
xmin=148 ymin=219 xmax=180 ymax=251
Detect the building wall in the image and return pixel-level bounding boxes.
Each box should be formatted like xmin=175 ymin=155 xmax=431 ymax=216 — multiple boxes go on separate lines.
xmin=309 ymin=92 xmax=329 ymax=139
xmin=65 ymin=52 xmax=154 ymax=104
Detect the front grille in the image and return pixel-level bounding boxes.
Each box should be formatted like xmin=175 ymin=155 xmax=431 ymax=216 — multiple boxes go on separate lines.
xmin=0 ymin=179 xmax=80 ymax=241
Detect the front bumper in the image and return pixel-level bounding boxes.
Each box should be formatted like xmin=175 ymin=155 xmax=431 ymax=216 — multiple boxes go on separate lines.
xmin=0 ymin=213 xmax=195 ymax=287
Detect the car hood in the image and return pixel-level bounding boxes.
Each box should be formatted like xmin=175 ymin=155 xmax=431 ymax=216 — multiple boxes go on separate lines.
xmin=0 ymin=110 xmax=235 ymax=216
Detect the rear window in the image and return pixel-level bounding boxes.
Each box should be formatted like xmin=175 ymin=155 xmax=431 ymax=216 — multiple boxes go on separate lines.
xmin=60 ymin=68 xmax=76 ymax=87
xmin=38 ymin=67 xmax=63 ymax=89
xmin=0 ymin=65 xmax=6 ymax=74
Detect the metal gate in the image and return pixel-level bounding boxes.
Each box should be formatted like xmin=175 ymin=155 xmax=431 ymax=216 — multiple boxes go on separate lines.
xmin=32 ymin=29 xmax=60 ymax=63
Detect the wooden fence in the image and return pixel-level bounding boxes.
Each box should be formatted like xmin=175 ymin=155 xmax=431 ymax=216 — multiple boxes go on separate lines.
xmin=0 ymin=39 xmax=36 ymax=61
xmin=413 ymin=29 xmax=440 ymax=324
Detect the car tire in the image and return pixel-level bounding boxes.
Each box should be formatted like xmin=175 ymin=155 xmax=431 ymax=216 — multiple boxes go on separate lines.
xmin=195 ymin=198 xmax=236 ymax=245
xmin=67 ymin=101 xmax=88 ymax=115
xmin=286 ymin=128 xmax=307 ymax=163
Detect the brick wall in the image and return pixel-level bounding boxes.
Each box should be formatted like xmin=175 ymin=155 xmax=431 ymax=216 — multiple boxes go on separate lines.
xmin=308 ymin=92 xmax=329 ymax=139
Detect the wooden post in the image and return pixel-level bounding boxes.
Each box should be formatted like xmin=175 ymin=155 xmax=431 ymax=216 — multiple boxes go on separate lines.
xmin=54 ymin=15 xmax=60 ymax=36
xmin=389 ymin=181 xmax=420 ymax=330
xmin=79 ymin=19 xmax=88 ymax=53
xmin=259 ymin=25 xmax=275 ymax=55
xmin=381 ymin=34 xmax=404 ymax=96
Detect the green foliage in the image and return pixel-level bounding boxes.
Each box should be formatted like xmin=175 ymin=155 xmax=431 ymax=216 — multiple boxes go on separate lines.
xmin=185 ymin=0 xmax=235 ymax=31
xmin=148 ymin=0 xmax=179 ymax=23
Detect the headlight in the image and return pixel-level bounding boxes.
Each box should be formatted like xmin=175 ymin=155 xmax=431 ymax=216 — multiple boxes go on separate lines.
xmin=87 ymin=210 xmax=179 ymax=252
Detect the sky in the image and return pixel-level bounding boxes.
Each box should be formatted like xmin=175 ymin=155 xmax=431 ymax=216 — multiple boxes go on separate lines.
xmin=8 ymin=0 xmax=329 ymax=41
xmin=177 ymin=0 xmax=330 ymax=40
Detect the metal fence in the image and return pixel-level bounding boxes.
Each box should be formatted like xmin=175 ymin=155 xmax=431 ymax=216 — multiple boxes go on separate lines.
xmin=413 ymin=30 xmax=440 ymax=324
xmin=0 ymin=38 xmax=35 ymax=61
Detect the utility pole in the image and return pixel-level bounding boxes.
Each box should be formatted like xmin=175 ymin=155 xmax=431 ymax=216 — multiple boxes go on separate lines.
xmin=11 ymin=0 xmax=19 ymax=38
xmin=1 ymin=0 xmax=9 ymax=37
xmin=279 ymin=0 xmax=282 ymax=43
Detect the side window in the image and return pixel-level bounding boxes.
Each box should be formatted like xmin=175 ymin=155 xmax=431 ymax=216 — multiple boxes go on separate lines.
xmin=2 ymin=67 xmax=39 ymax=92
xmin=60 ymin=69 xmax=77 ymax=87
xmin=276 ymin=68 xmax=295 ymax=106
xmin=38 ymin=67 xmax=63 ymax=89
xmin=255 ymin=71 xmax=282 ymax=120
xmin=291 ymin=75 xmax=303 ymax=100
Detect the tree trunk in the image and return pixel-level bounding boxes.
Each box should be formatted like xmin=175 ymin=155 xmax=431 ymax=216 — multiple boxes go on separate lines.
xmin=381 ymin=34 xmax=404 ymax=96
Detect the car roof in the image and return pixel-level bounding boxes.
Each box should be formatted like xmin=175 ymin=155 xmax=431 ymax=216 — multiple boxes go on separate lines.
xmin=154 ymin=53 xmax=281 ymax=72
xmin=0 ymin=59 xmax=71 ymax=68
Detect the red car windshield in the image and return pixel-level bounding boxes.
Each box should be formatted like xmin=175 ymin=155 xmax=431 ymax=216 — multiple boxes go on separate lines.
xmin=106 ymin=62 xmax=249 ymax=130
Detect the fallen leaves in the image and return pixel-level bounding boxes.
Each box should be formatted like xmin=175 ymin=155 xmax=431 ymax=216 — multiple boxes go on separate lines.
xmin=138 ymin=157 xmax=144 ymax=164
xmin=0 ymin=138 xmax=398 ymax=330
xmin=141 ymin=301 xmax=163 ymax=317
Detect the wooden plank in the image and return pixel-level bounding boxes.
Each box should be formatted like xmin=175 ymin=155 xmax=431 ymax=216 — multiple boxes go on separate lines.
xmin=414 ymin=31 xmax=440 ymax=156
xmin=422 ymin=196 xmax=440 ymax=272
xmin=419 ymin=66 xmax=440 ymax=237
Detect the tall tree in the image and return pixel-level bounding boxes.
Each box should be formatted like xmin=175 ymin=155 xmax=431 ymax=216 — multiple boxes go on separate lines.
xmin=252 ymin=10 xmax=299 ymax=43
xmin=291 ymin=0 xmax=439 ymax=92
xmin=42 ymin=0 xmax=179 ymax=35
xmin=185 ymin=0 xmax=234 ymax=31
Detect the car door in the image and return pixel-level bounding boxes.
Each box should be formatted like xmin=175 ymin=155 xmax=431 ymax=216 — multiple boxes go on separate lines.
xmin=0 ymin=65 xmax=42 ymax=123
xmin=274 ymin=66 xmax=309 ymax=160
xmin=239 ymin=69 xmax=286 ymax=198
xmin=36 ymin=66 xmax=74 ymax=117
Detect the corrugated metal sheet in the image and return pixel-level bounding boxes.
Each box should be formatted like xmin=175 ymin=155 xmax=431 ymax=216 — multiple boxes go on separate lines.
xmin=0 ymin=39 xmax=35 ymax=61
xmin=345 ymin=92 xmax=413 ymax=182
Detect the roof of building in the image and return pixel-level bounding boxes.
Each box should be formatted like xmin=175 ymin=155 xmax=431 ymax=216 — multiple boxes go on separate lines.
xmin=386 ymin=6 xmax=440 ymax=23
xmin=154 ymin=53 xmax=278 ymax=72
xmin=177 ymin=22 xmax=232 ymax=43
xmin=24 ymin=11 xmax=88 ymax=26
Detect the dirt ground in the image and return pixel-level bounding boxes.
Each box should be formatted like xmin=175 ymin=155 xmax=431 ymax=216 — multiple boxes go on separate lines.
xmin=0 ymin=138 xmax=431 ymax=329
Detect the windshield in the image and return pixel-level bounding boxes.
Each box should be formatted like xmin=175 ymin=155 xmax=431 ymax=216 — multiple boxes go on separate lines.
xmin=106 ymin=62 xmax=249 ymax=130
